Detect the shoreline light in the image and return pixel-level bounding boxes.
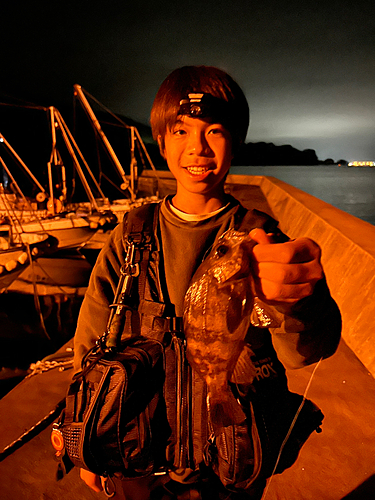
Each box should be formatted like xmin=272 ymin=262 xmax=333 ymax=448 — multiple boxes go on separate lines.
xmin=348 ymin=161 xmax=375 ymax=167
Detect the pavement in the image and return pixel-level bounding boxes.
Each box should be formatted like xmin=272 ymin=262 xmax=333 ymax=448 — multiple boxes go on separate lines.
xmin=0 ymin=337 xmax=374 ymax=500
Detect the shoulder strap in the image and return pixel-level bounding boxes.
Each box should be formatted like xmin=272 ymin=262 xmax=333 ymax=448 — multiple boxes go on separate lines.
xmin=122 ymin=201 xmax=160 ymax=246
xmin=122 ymin=202 xmax=160 ymax=302
xmin=103 ymin=202 xmax=160 ymax=350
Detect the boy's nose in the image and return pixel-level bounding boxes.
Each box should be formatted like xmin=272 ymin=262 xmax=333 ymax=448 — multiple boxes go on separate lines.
xmin=187 ymin=132 xmax=211 ymax=156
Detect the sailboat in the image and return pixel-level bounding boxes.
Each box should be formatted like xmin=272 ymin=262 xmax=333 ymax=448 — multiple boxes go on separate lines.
xmin=0 ymin=117 xmax=116 ymax=250
xmin=0 ymin=90 xmax=162 ymax=298
xmin=0 ymin=88 xmax=160 ymax=377
xmin=0 ymin=231 xmax=58 ymax=292
xmin=0 ymin=127 xmax=112 ymax=296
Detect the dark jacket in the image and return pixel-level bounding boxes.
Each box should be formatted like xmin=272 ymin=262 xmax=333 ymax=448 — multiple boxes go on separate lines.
xmin=73 ymin=196 xmax=341 ymax=481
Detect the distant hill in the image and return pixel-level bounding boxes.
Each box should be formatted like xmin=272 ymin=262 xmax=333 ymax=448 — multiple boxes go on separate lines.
xmin=146 ymin=139 xmax=324 ymax=169
xmin=232 ymin=141 xmax=320 ymax=166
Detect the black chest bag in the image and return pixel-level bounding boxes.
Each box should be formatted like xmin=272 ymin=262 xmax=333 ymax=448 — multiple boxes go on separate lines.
xmin=51 ymin=202 xmax=324 ymax=492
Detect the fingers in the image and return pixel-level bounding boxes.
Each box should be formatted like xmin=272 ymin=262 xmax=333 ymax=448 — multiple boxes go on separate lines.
xmin=253 ymin=279 xmax=315 ymax=303
xmin=252 ymin=236 xmax=321 ymax=264
xmin=256 ymin=259 xmax=323 ymax=285
xmin=249 ymin=230 xmax=323 ymax=305
xmin=80 ymin=468 xmax=104 ymax=492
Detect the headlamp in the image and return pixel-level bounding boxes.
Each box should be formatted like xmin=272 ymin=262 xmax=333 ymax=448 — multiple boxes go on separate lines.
xmin=178 ymin=93 xmax=230 ymax=121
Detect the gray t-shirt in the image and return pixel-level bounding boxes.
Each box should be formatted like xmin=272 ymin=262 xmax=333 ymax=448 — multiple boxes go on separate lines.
xmin=159 ymin=195 xmax=240 ymax=316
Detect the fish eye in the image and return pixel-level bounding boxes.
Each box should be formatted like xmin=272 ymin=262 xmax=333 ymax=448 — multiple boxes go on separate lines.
xmin=216 ymin=244 xmax=229 ymax=257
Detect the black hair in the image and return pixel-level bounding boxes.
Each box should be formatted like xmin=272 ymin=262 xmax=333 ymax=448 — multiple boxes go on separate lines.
xmin=150 ymin=66 xmax=249 ymax=153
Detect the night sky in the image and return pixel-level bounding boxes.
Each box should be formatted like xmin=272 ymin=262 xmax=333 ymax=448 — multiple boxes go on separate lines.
xmin=1 ymin=0 xmax=374 ymax=162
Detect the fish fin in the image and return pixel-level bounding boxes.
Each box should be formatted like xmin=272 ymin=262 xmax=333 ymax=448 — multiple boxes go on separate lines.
xmin=208 ymin=391 xmax=246 ymax=429
xmin=250 ymin=298 xmax=279 ymax=328
xmin=230 ymin=345 xmax=257 ymax=384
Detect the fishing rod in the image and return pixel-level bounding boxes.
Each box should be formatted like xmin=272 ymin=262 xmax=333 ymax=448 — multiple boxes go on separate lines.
xmin=0 ymin=399 xmax=66 ymax=463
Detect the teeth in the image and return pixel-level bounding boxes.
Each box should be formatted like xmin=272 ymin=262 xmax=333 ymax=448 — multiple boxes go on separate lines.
xmin=186 ymin=166 xmax=209 ymax=175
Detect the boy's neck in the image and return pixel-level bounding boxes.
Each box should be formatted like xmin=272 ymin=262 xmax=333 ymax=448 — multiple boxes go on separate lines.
xmin=171 ymin=191 xmax=227 ymax=215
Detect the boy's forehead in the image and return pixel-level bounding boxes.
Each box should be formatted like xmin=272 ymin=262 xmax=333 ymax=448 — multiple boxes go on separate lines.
xmin=174 ymin=115 xmax=216 ymax=126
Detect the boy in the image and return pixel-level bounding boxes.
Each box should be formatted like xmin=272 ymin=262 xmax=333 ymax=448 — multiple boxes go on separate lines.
xmin=75 ymin=66 xmax=341 ymax=499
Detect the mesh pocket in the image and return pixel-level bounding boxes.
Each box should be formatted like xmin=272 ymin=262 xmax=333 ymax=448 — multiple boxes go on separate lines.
xmin=62 ymin=424 xmax=83 ymax=461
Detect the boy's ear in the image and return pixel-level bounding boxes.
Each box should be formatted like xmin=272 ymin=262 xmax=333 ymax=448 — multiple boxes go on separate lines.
xmin=157 ymin=135 xmax=165 ymax=159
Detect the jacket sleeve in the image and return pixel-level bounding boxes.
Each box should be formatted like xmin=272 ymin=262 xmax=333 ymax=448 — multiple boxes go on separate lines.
xmin=73 ymin=222 xmax=127 ymax=372
xmin=265 ymin=277 xmax=342 ymax=369
xmin=253 ymin=210 xmax=342 ymax=369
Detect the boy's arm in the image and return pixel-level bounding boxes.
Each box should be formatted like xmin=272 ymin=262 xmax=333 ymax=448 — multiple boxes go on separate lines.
xmin=260 ymin=277 xmax=341 ymax=368
xmin=73 ymin=223 xmax=128 ymax=489
xmin=250 ymin=228 xmax=342 ymax=369
xmin=73 ymin=222 xmax=126 ymax=372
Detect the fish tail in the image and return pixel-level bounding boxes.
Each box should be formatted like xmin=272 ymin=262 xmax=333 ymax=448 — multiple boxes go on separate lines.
xmin=208 ymin=389 xmax=246 ymax=429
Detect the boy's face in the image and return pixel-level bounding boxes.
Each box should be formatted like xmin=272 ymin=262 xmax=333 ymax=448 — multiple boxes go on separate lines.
xmin=160 ymin=116 xmax=233 ymax=199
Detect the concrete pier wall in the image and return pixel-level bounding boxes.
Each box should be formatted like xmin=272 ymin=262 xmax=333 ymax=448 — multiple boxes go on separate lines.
xmin=140 ymin=170 xmax=375 ymax=376
xmin=227 ymin=174 xmax=375 ymax=377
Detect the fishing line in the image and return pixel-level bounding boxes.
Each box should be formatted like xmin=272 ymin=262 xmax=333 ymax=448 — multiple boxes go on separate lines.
xmin=261 ymin=356 xmax=323 ymax=499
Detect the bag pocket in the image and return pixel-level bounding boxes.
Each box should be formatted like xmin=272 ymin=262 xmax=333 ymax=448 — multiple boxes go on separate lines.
xmin=204 ymin=401 xmax=263 ymax=491
xmin=202 ymin=390 xmax=323 ymax=491
xmin=54 ymin=338 xmax=171 ymax=478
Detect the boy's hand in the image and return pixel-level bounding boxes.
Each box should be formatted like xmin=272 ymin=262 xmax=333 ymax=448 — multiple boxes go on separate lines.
xmin=249 ymin=228 xmax=323 ymax=306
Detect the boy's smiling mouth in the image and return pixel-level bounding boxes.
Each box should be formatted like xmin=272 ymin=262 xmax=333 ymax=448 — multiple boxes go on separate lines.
xmin=185 ymin=165 xmax=211 ymax=175
xmin=183 ymin=162 xmax=215 ymax=176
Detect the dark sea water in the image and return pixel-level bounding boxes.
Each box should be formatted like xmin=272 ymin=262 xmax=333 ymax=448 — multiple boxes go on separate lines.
xmin=230 ymin=165 xmax=375 ymax=226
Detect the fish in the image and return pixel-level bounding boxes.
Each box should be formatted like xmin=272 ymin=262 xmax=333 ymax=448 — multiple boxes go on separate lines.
xmin=183 ymin=228 xmax=258 ymax=430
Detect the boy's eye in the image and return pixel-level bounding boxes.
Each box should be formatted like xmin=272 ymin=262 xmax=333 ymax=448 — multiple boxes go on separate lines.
xmin=173 ymin=128 xmax=186 ymax=135
xmin=208 ymin=127 xmax=224 ymax=135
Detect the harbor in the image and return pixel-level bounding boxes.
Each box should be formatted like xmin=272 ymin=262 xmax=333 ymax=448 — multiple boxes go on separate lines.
xmin=230 ymin=165 xmax=375 ymax=226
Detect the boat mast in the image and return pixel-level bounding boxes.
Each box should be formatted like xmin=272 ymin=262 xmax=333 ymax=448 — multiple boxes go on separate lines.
xmin=48 ymin=107 xmax=108 ymax=215
xmin=51 ymin=109 xmax=102 ymax=212
xmin=47 ymin=107 xmax=59 ymax=215
xmin=73 ymin=85 xmax=136 ymax=201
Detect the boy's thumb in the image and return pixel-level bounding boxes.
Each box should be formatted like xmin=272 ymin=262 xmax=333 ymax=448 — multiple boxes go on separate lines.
xmin=249 ymin=228 xmax=273 ymax=245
